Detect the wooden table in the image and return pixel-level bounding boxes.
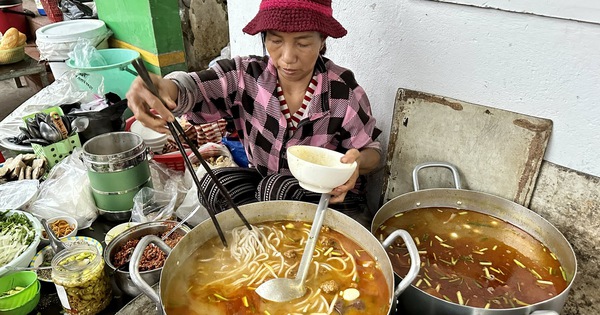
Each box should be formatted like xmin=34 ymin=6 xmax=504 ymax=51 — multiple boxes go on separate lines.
xmin=0 ymin=54 xmax=49 ymax=88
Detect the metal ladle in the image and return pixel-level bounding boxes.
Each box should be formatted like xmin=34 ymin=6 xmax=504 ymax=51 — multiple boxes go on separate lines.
xmin=41 ymin=218 xmax=67 ymax=254
xmin=39 ymin=121 xmax=63 ymax=143
xmin=255 ymin=193 xmax=331 ymax=302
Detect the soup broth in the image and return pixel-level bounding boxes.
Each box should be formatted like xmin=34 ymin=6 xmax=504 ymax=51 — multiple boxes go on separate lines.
xmin=165 ymin=221 xmax=390 ymax=315
xmin=375 ymin=207 xmax=568 ymax=309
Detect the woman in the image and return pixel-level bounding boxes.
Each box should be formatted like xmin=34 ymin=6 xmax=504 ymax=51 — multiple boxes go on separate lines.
xmin=126 ymin=0 xmax=382 ymax=226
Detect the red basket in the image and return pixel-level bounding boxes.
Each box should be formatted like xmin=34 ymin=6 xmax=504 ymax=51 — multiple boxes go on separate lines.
xmin=40 ymin=0 xmax=63 ymax=23
xmin=125 ymin=116 xmax=189 ymax=171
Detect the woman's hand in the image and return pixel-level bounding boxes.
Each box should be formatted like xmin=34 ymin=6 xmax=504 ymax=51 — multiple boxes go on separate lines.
xmin=126 ymin=73 xmax=179 ymax=134
xmin=329 ymin=149 xmax=361 ymax=204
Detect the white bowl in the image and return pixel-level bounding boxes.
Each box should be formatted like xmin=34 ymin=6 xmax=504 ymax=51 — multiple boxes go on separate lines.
xmin=104 ymin=222 xmax=139 ymax=245
xmin=287 ymin=145 xmax=357 ymax=193
xmin=0 ymin=210 xmax=42 ymax=277
xmin=40 ymin=215 xmax=78 ymax=246
xmin=130 ymin=120 xmax=168 ymax=142
xmin=29 ymin=236 xmax=103 ymax=282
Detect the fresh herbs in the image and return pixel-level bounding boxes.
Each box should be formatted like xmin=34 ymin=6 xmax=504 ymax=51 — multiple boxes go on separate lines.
xmin=0 ymin=211 xmax=35 ymax=266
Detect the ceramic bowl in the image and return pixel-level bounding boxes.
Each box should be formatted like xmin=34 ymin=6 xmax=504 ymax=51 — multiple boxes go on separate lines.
xmin=287 ymin=145 xmax=357 ymax=193
xmin=28 ymin=236 xmax=103 ymax=282
xmin=40 ymin=215 xmax=78 ymax=246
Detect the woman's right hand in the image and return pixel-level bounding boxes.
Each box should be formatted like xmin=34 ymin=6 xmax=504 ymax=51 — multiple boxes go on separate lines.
xmin=126 ymin=73 xmax=179 ymax=134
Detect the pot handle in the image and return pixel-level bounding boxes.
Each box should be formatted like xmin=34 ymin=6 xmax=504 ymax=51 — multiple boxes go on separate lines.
xmin=382 ymin=229 xmax=421 ymax=297
xmin=129 ymin=235 xmax=172 ymax=315
xmin=412 ymin=162 xmax=462 ymax=191
xmin=530 ymin=311 xmax=559 ymax=315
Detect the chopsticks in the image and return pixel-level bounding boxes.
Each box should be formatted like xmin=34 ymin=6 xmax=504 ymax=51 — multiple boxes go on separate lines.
xmin=130 ymin=58 xmax=252 ymax=247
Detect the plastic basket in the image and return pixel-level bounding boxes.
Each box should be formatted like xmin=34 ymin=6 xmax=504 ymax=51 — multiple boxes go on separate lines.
xmin=22 ymin=107 xmax=82 ymax=168
xmin=0 ymin=45 xmax=25 ymax=65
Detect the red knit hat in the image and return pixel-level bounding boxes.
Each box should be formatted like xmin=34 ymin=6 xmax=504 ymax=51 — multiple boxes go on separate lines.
xmin=243 ymin=0 xmax=347 ymax=38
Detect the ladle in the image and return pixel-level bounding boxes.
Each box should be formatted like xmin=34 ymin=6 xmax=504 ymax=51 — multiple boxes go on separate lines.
xmin=39 ymin=121 xmax=63 ymax=143
xmin=116 ymin=206 xmax=201 ymax=272
xmin=255 ymin=193 xmax=331 ymax=302
xmin=42 ymin=218 xmax=67 ymax=254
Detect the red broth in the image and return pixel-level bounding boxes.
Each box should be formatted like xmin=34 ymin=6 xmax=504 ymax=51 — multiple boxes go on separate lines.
xmin=375 ymin=207 xmax=567 ymax=309
xmin=164 ymin=221 xmax=390 ymax=315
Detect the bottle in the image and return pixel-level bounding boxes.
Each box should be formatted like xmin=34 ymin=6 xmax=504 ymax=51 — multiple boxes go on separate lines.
xmin=35 ymin=0 xmax=46 ymax=16
xmin=51 ymin=244 xmax=112 ymax=315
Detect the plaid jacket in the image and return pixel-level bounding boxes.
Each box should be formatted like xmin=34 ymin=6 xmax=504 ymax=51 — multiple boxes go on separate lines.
xmin=166 ymin=55 xmax=382 ymax=178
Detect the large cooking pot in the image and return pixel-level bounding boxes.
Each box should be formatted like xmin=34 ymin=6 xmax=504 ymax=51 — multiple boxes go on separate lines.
xmin=128 ymin=201 xmax=420 ymax=315
xmin=372 ymin=162 xmax=577 ymax=315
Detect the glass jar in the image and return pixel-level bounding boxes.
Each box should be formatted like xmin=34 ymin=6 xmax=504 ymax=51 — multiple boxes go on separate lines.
xmin=51 ymin=244 xmax=112 ymax=315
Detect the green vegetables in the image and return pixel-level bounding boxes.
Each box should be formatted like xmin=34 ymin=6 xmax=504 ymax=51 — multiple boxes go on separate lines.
xmin=0 ymin=211 xmax=35 ymax=266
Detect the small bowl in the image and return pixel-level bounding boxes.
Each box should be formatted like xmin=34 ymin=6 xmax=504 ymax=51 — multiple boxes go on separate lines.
xmin=104 ymin=222 xmax=140 ymax=245
xmin=0 ymin=271 xmax=39 ymax=311
xmin=130 ymin=120 xmax=168 ymax=142
xmin=40 ymin=215 xmax=78 ymax=246
xmin=0 ymin=283 xmax=40 ymax=315
xmin=28 ymin=236 xmax=103 ymax=282
xmin=287 ymin=145 xmax=357 ymax=193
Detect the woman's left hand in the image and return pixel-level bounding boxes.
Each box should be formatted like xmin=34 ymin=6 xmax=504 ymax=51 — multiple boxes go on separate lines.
xmin=330 ymin=149 xmax=361 ymax=204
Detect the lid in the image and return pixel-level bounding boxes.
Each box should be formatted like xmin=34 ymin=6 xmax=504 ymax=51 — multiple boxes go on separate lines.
xmin=36 ymin=20 xmax=108 ymax=42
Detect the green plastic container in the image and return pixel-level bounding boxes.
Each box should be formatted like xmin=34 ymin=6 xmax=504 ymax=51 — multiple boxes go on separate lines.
xmin=66 ymin=48 xmax=140 ymax=99
xmin=0 ymin=271 xmax=39 ymax=311
xmin=22 ymin=106 xmax=82 ymax=168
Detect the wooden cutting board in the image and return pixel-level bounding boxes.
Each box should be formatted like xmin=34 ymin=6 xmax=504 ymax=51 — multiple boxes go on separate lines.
xmin=381 ymin=88 xmax=553 ymax=207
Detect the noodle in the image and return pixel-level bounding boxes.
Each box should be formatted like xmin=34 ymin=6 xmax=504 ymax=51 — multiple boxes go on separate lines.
xmin=165 ymin=221 xmax=389 ymax=315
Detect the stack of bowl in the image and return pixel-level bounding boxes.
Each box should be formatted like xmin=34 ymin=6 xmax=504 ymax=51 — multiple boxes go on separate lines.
xmin=130 ymin=120 xmax=168 ymax=153
xmin=0 ymin=271 xmax=40 ymax=315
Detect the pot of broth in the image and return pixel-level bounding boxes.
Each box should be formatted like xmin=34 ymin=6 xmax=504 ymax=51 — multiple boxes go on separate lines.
xmin=372 ymin=162 xmax=577 ymax=315
xmin=128 ymin=201 xmax=420 ymax=315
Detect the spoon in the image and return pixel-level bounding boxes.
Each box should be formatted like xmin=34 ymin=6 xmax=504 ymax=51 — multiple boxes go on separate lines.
xmin=42 ymin=218 xmax=67 ymax=254
xmin=39 ymin=121 xmax=63 ymax=143
xmin=255 ymin=193 xmax=331 ymax=302
xmin=71 ymin=117 xmax=90 ymax=133
xmin=7 ymin=265 xmax=53 ymax=272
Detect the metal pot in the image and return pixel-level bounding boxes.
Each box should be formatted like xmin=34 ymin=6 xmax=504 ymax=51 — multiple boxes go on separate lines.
xmin=102 ymin=221 xmax=190 ymax=297
xmin=372 ymin=162 xmax=577 ymax=315
xmin=129 ymin=201 xmax=420 ymax=314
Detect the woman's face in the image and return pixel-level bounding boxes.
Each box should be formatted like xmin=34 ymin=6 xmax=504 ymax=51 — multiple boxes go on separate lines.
xmin=265 ymin=30 xmax=324 ymax=83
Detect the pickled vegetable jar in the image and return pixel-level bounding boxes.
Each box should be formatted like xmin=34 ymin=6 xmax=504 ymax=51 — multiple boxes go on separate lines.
xmin=51 ymin=244 xmax=112 ymax=315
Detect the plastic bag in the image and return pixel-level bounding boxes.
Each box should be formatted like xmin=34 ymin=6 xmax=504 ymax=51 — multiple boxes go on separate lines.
xmin=221 ymin=137 xmax=249 ymax=168
xmin=67 ymin=38 xmax=107 ymax=68
xmin=130 ymin=160 xmax=188 ymax=223
xmin=29 ymin=149 xmax=98 ymax=229
xmin=0 ymin=180 xmax=40 ymax=211
xmin=175 ymin=143 xmax=237 ymax=226
xmin=60 ymin=0 xmax=96 ymax=20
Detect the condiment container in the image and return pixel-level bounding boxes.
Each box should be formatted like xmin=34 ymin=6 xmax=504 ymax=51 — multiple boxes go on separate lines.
xmin=51 ymin=244 xmax=112 ymax=315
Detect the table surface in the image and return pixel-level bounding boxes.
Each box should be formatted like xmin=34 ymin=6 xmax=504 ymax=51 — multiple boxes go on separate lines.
xmin=35 ymin=215 xmax=136 ymax=314
xmin=0 ymin=55 xmax=45 ymax=79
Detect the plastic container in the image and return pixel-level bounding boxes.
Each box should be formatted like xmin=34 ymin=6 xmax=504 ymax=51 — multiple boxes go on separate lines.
xmin=0 ymin=271 xmax=39 ymax=310
xmin=36 ymin=20 xmax=110 ymax=79
xmin=0 ymin=2 xmax=28 ymax=36
xmin=51 ymin=244 xmax=112 ymax=315
xmin=66 ymin=48 xmax=140 ymax=100
xmin=22 ymin=106 xmax=82 ymax=168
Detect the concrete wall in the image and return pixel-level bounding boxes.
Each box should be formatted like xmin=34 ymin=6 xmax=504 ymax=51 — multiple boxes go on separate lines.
xmin=179 ymin=0 xmax=229 ymax=71
xmin=227 ymin=0 xmax=600 ymax=313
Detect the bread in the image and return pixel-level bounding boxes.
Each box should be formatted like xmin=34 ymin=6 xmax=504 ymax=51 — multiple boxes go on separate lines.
xmin=0 ymin=27 xmax=26 ymax=50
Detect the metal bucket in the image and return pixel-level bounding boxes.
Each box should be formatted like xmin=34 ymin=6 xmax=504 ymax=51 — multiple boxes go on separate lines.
xmin=81 ymin=132 xmax=152 ymax=220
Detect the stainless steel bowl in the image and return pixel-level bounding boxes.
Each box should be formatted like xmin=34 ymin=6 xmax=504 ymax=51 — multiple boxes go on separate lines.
xmin=102 ymin=220 xmax=190 ymax=296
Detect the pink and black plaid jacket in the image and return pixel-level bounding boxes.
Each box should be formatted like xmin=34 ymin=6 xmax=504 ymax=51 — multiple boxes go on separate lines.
xmin=166 ymin=55 xmax=382 ymax=178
